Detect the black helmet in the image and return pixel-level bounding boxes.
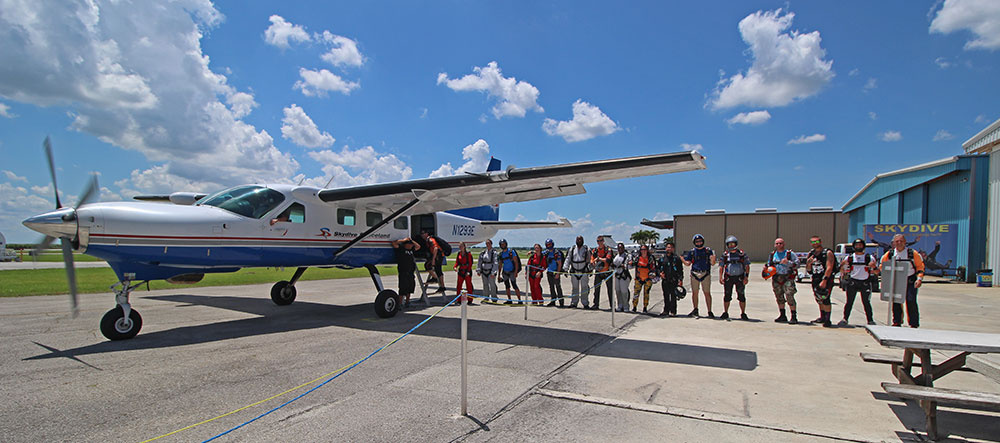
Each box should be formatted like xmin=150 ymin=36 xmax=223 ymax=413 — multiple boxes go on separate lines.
xmin=673 ymin=285 xmax=687 ymax=300
xmin=499 ymin=239 xmax=508 ymax=246
xmin=692 ymin=234 xmax=705 ymax=244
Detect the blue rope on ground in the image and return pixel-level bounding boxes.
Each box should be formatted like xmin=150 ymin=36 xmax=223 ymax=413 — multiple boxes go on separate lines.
xmin=201 ymin=294 xmax=462 ymax=442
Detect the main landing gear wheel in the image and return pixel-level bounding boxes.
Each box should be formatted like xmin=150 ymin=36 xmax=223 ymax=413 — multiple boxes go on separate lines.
xmin=374 ymin=289 xmax=400 ymax=318
xmin=271 ymin=281 xmax=297 ymax=305
xmin=100 ymin=306 xmax=142 ymax=341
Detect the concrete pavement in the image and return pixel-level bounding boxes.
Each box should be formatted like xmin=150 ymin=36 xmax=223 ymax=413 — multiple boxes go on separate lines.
xmin=0 ymin=274 xmax=997 ymax=442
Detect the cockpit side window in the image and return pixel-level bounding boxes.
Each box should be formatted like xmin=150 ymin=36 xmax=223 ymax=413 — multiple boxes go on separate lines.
xmin=199 ymin=186 xmax=286 ymax=219
xmin=274 ymin=203 xmax=305 ymax=223
xmin=337 ymin=208 xmax=356 ymax=226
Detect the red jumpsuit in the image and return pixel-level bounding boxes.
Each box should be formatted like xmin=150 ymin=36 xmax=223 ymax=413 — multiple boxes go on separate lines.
xmin=454 ymin=251 xmax=475 ymax=304
xmin=527 ymin=253 xmax=547 ymax=303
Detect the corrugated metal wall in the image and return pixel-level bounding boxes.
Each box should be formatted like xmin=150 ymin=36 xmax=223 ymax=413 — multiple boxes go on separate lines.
xmin=727 ymin=214 xmax=777 ymax=261
xmin=880 ymin=194 xmax=900 ymax=224
xmin=902 ymin=186 xmax=924 ymax=224
xmin=991 ymin=149 xmax=1000 ymax=284
xmin=676 ymin=212 xmax=849 ymax=261
xmin=927 ymin=171 xmax=969 ymax=271
xmin=674 ymin=215 xmax=725 ymax=256
xmin=779 ymin=213 xmax=835 ymax=253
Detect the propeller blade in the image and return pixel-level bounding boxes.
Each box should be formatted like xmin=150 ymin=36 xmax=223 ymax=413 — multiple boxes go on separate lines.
xmin=60 ymin=238 xmax=79 ymax=318
xmin=43 ymin=136 xmax=62 ymax=209
xmin=34 ymin=235 xmax=56 ymax=260
xmin=76 ymin=174 xmax=99 ymax=208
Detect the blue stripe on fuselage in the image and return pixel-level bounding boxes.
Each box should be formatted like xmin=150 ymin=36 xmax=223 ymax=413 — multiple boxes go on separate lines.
xmin=86 ymin=244 xmax=398 ymax=281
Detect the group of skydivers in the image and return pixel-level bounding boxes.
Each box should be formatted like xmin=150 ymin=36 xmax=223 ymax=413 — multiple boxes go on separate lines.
xmin=392 ymin=230 xmax=925 ymax=328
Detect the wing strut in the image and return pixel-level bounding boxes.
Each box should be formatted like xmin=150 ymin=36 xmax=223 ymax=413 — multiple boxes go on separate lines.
xmin=332 ymin=197 xmax=421 ymax=259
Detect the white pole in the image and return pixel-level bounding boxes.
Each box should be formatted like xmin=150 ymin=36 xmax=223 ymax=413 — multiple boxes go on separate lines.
xmin=887 ymin=255 xmax=896 ymax=325
xmin=461 ymin=291 xmax=468 ymax=416
xmin=610 ymin=275 xmax=615 ymax=328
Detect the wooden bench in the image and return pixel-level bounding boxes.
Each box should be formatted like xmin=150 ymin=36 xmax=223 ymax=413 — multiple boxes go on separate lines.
xmin=967 ymin=354 xmax=1000 ymax=384
xmin=860 ymin=352 xmax=904 ymax=365
xmin=882 ymin=382 xmax=1000 ymax=440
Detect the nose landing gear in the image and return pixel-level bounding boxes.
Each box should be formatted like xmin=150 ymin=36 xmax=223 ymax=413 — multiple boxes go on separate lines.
xmin=100 ymin=279 xmax=145 ymax=340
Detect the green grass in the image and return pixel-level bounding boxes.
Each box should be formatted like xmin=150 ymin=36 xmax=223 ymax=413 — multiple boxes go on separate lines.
xmin=0 ymin=265 xmax=398 ymax=297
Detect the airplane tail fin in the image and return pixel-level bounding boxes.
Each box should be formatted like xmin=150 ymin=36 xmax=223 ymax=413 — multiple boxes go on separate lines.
xmin=446 ymin=157 xmax=502 ymax=221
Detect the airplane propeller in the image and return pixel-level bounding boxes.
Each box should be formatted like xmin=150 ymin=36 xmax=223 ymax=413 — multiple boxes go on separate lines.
xmin=29 ymin=137 xmax=100 ymax=317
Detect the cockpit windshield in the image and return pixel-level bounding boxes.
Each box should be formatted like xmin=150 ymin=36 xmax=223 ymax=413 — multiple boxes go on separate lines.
xmin=198 ymin=185 xmax=285 ymax=219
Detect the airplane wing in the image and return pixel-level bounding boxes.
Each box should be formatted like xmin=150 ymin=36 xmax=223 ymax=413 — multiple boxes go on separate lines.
xmin=317 ymin=151 xmax=705 ymax=213
xmin=481 ymin=218 xmax=572 ymax=229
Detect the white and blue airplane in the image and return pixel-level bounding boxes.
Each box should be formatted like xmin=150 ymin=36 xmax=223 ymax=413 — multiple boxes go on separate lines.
xmin=23 ymin=139 xmax=706 ymax=340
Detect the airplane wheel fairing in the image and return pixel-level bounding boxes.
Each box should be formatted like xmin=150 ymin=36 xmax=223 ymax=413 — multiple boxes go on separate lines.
xmin=100 ymin=306 xmax=142 ymax=340
xmin=374 ymin=289 xmax=399 ymax=318
xmin=271 ymin=281 xmax=296 ymax=305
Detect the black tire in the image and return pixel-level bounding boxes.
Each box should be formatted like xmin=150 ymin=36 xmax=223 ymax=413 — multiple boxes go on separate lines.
xmin=271 ymin=281 xmax=296 ymax=305
xmin=100 ymin=306 xmax=142 ymax=341
xmin=374 ymin=289 xmax=400 ymax=318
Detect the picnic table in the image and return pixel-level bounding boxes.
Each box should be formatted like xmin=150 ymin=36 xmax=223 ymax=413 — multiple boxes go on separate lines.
xmin=862 ymin=325 xmax=1000 ymax=440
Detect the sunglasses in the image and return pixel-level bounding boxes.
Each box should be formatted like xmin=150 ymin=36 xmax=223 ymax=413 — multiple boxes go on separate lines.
xmin=810 ymin=240 xmax=821 ymax=244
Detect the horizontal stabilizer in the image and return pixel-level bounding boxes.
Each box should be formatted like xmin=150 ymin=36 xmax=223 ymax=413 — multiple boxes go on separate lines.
xmin=480 ymin=218 xmax=571 ymax=230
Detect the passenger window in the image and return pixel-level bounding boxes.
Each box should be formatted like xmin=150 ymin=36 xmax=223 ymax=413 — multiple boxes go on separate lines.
xmin=366 ymin=211 xmax=383 ymax=227
xmin=274 ymin=203 xmax=305 ymax=224
xmin=337 ymin=208 xmax=356 ymax=226
xmin=394 ymin=217 xmax=408 ymax=230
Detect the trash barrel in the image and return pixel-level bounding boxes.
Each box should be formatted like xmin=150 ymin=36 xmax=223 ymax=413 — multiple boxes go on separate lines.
xmin=977 ymin=269 xmax=993 ymax=287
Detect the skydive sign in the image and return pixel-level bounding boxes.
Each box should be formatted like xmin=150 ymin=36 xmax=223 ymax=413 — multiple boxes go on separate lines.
xmin=864 ymin=224 xmax=958 ymax=276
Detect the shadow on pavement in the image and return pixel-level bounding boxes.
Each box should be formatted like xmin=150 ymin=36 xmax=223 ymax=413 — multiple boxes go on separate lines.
xmin=24 ymin=294 xmax=757 ymax=372
xmin=878 ymin=395 xmax=1000 ymax=442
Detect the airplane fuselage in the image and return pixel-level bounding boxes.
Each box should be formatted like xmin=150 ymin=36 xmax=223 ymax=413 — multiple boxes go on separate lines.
xmin=29 ymin=185 xmax=502 ymax=282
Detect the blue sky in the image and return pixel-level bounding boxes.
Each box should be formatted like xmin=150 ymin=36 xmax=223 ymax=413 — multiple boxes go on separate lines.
xmin=1 ymin=0 xmax=998 ymax=245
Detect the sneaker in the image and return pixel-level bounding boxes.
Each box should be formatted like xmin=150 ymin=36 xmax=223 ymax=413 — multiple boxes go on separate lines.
xmin=642 ymin=307 xmax=648 ymax=314
xmin=707 ymin=311 xmax=716 ymax=319
xmin=789 ymin=314 xmax=798 ymax=325
xmin=688 ymin=308 xmax=699 ymax=318
xmin=837 ymin=319 xmax=848 ymax=327
xmin=631 ymin=306 xmax=637 ymax=313
xmin=740 ymin=313 xmax=749 ymax=321
xmin=892 ymin=323 xmax=901 ymax=327
xmin=660 ymin=311 xmax=668 ymax=317
xmin=720 ymin=312 xmax=729 ymax=320
xmin=867 ymin=320 xmax=876 ymax=326
xmin=774 ymin=313 xmax=787 ymax=323
xmin=823 ymin=321 xmax=833 ymax=328
xmin=504 ymin=300 xmax=513 ymax=305
xmin=546 ymin=302 xmax=555 ymax=307
xmin=812 ymin=317 xmax=824 ymax=324
xmin=517 ymin=300 xmax=524 ymax=305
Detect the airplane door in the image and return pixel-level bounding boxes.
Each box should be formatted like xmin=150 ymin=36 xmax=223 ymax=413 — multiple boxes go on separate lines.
xmin=411 ymin=213 xmax=436 ymax=238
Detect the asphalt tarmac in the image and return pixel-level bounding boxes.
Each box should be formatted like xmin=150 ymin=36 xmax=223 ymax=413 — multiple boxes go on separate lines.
xmin=1 ymin=274 xmax=998 ymax=442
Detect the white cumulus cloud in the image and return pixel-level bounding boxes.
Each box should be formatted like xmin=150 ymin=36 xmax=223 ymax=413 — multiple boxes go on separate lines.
xmin=542 ymin=100 xmax=621 ymax=142
xmin=294 ymin=68 xmax=360 ymax=97
xmin=3 ymin=170 xmax=27 ymax=182
xmin=680 ymin=143 xmax=704 ymax=152
xmin=430 ymin=139 xmax=492 ymax=177
xmin=727 ymin=110 xmax=772 ymax=125
xmin=0 ymin=102 xmax=14 ymax=118
xmin=864 ymin=77 xmax=878 ymax=91
xmin=263 ymin=15 xmax=311 ymax=49
xmin=869 ymin=111 xmax=878 ymax=120
xmin=933 ymin=129 xmax=955 ymax=141
xmin=281 ymin=104 xmax=334 ymax=148
xmin=304 ymin=146 xmax=412 ymax=189
xmin=437 ymin=61 xmax=543 ymax=119
xmin=880 ymin=131 xmax=903 ymax=142
xmin=0 ymin=1 xmax=299 ymax=196
xmin=930 ymin=0 xmax=1000 ymax=50
xmin=709 ymin=9 xmax=834 ymax=109
xmin=317 ymin=31 xmax=364 ymax=67
xmin=788 ymin=133 xmax=826 ymax=144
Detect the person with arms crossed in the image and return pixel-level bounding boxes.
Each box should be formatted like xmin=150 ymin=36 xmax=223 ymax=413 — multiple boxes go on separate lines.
xmin=879 ymin=234 xmax=925 ymax=328
xmin=683 ymin=234 xmax=716 ymax=318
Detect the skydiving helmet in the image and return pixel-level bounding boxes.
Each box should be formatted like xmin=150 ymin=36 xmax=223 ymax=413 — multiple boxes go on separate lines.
xmin=545 ymin=238 xmax=554 ymax=247
xmin=692 ymin=234 xmax=705 ymax=246
xmin=673 ymin=285 xmax=687 ymax=300
xmin=725 ymin=235 xmax=739 ymax=248
xmin=499 ymin=239 xmax=508 ymax=247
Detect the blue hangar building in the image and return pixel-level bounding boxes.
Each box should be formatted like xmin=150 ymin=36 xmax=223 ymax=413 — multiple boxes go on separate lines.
xmin=842 ymin=154 xmax=990 ymax=283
